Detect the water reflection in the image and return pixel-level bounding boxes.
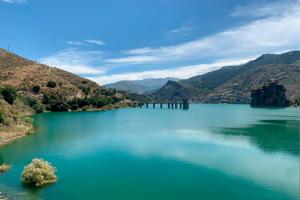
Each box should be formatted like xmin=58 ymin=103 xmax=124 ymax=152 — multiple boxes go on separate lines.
xmin=0 ymin=105 xmax=299 ymax=199
xmin=216 ymin=120 xmax=300 ymax=156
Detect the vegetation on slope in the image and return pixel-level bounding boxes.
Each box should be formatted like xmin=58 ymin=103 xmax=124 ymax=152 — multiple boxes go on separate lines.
xmin=0 ymin=48 xmax=136 ymax=145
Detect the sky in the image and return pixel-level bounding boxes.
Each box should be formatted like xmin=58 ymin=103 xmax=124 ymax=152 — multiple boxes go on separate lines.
xmin=0 ymin=0 xmax=299 ymax=84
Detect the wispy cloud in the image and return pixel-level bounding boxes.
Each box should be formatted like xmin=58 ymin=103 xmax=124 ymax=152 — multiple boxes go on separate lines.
xmin=168 ymin=26 xmax=193 ymax=35
xmin=231 ymin=0 xmax=298 ymax=18
xmin=66 ymin=39 xmax=106 ymax=46
xmin=85 ymin=39 xmax=106 ymax=45
xmin=42 ymin=0 xmax=300 ymax=85
xmin=89 ymin=58 xmax=252 ymax=85
xmin=40 ymin=48 xmax=106 ymax=75
xmin=66 ymin=41 xmax=90 ymax=46
xmin=106 ymin=0 xmax=300 ymax=65
xmin=0 ymin=0 xmax=26 ymax=4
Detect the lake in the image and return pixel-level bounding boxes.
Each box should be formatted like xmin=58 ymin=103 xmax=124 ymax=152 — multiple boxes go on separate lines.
xmin=0 ymin=104 xmax=299 ymax=200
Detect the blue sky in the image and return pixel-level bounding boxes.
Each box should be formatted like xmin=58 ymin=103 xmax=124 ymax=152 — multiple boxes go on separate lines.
xmin=0 ymin=0 xmax=299 ymax=84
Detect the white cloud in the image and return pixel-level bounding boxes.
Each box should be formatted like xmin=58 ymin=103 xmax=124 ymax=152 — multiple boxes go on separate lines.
xmin=66 ymin=41 xmax=89 ymax=46
xmin=66 ymin=39 xmax=106 ymax=46
xmin=106 ymin=0 xmax=300 ymax=65
xmin=89 ymin=58 xmax=252 ymax=85
xmin=0 ymin=0 xmax=26 ymax=4
xmin=40 ymin=48 xmax=106 ymax=75
xmin=85 ymin=39 xmax=106 ymax=45
xmin=168 ymin=26 xmax=193 ymax=35
xmin=231 ymin=0 xmax=299 ymax=18
xmin=42 ymin=0 xmax=299 ymax=85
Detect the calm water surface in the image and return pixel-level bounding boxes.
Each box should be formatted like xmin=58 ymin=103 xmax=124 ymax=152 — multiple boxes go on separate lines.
xmin=0 ymin=104 xmax=299 ymax=200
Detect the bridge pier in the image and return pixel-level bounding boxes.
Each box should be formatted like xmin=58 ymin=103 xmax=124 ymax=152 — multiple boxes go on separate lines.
xmin=153 ymin=103 xmax=155 ymax=109
xmin=160 ymin=103 xmax=162 ymax=109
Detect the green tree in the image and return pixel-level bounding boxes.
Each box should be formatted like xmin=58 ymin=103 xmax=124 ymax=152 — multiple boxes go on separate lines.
xmin=47 ymin=81 xmax=56 ymax=88
xmin=1 ymin=86 xmax=17 ymax=104
xmin=32 ymin=85 xmax=41 ymax=94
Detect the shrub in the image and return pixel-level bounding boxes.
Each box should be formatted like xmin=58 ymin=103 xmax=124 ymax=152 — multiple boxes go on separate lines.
xmin=22 ymin=158 xmax=57 ymax=187
xmin=33 ymin=103 xmax=44 ymax=113
xmin=32 ymin=85 xmax=41 ymax=94
xmin=0 ymin=111 xmax=4 ymax=124
xmin=81 ymin=87 xmax=90 ymax=95
xmin=47 ymin=81 xmax=56 ymax=88
xmin=0 ymin=163 xmax=10 ymax=173
xmin=90 ymin=97 xmax=112 ymax=108
xmin=23 ymin=96 xmax=37 ymax=107
xmin=1 ymin=86 xmax=17 ymax=104
xmin=49 ymin=101 xmax=69 ymax=112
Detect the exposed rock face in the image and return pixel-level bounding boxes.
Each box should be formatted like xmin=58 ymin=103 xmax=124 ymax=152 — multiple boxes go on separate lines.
xmin=250 ymin=80 xmax=288 ymax=107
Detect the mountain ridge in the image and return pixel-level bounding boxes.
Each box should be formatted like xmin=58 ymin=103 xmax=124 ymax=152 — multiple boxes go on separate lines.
xmin=152 ymin=51 xmax=300 ymax=103
xmin=105 ymin=77 xmax=180 ymax=94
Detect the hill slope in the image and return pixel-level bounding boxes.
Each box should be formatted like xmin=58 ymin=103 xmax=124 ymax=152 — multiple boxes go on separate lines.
xmin=105 ymin=78 xmax=180 ymax=94
xmin=153 ymin=51 xmax=300 ymax=103
xmin=0 ymin=48 xmax=100 ymax=99
xmin=0 ymin=48 xmax=131 ymax=145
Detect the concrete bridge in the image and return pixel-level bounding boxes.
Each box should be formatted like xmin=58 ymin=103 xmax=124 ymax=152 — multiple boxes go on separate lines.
xmin=140 ymin=99 xmax=189 ymax=110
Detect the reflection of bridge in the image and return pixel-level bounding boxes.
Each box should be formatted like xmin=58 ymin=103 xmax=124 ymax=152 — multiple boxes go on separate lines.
xmin=140 ymin=99 xmax=189 ymax=110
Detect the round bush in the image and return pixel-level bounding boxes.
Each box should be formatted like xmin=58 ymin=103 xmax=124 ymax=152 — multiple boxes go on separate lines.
xmin=47 ymin=81 xmax=56 ymax=88
xmin=22 ymin=158 xmax=57 ymax=187
xmin=1 ymin=86 xmax=17 ymax=104
xmin=32 ymin=85 xmax=41 ymax=94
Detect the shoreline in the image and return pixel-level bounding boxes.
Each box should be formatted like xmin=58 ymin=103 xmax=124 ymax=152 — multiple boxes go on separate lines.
xmin=0 ymin=102 xmax=135 ymax=147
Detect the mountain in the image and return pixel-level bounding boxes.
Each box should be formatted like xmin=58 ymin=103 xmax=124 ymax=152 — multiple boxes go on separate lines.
xmin=0 ymin=48 xmax=131 ymax=145
xmin=0 ymin=48 xmax=99 ymax=99
xmin=105 ymin=78 xmax=180 ymax=94
xmin=153 ymin=51 xmax=300 ymax=103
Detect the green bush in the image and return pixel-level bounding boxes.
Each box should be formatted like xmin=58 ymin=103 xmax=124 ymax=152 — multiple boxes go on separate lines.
xmin=33 ymin=103 xmax=44 ymax=113
xmin=81 ymin=87 xmax=90 ymax=95
xmin=32 ymin=85 xmax=41 ymax=94
xmin=46 ymin=81 xmax=56 ymax=88
xmin=0 ymin=111 xmax=4 ymax=124
xmin=23 ymin=96 xmax=37 ymax=107
xmin=22 ymin=158 xmax=57 ymax=187
xmin=1 ymin=86 xmax=17 ymax=104
xmin=90 ymin=97 xmax=112 ymax=108
xmin=48 ymin=101 xmax=69 ymax=112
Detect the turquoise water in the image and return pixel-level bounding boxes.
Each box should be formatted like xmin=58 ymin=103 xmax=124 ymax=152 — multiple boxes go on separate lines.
xmin=0 ymin=104 xmax=299 ymax=200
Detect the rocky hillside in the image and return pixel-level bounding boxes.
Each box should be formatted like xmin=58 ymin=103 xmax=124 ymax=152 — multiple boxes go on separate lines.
xmin=0 ymin=48 xmax=132 ymax=145
xmin=0 ymin=48 xmax=99 ymax=99
xmin=152 ymin=51 xmax=300 ymax=103
xmin=105 ymin=78 xmax=180 ymax=94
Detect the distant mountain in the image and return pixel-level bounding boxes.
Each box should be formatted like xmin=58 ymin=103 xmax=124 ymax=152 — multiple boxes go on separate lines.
xmin=105 ymin=78 xmax=180 ymax=94
xmin=152 ymin=51 xmax=300 ymax=103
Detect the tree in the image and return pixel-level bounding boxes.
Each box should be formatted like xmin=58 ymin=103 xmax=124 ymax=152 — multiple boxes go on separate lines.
xmin=32 ymin=85 xmax=41 ymax=94
xmin=47 ymin=81 xmax=56 ymax=88
xmin=1 ymin=86 xmax=17 ymax=104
